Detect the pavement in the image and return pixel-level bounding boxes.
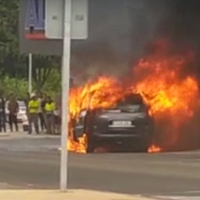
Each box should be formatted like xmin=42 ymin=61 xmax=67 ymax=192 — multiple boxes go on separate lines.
xmin=0 ymin=190 xmax=200 ymax=200
xmin=0 ymin=190 xmax=152 ymax=200
xmin=0 ymin=131 xmax=59 ymax=140
xmin=0 ymin=132 xmax=200 ymax=200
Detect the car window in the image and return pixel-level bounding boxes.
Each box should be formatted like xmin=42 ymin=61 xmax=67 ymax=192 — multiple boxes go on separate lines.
xmin=108 ymin=94 xmax=147 ymax=112
xmin=116 ymin=94 xmax=143 ymax=107
xmin=17 ymin=101 xmax=26 ymax=107
xmin=17 ymin=101 xmax=26 ymax=112
xmin=77 ymin=110 xmax=87 ymax=124
xmin=120 ymin=105 xmax=144 ymax=112
xmin=79 ymin=110 xmax=87 ymax=117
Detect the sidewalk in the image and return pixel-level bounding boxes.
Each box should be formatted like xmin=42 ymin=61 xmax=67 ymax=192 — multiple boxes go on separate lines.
xmin=0 ymin=190 xmax=154 ymax=200
xmin=0 ymin=131 xmax=60 ymax=140
xmin=0 ymin=132 xmax=10 ymax=137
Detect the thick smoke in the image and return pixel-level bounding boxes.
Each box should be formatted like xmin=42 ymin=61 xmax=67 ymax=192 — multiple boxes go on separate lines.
xmin=71 ymin=0 xmax=200 ymax=84
xmin=71 ymin=0 xmax=165 ymax=84
xmin=158 ymin=0 xmax=200 ymax=44
xmin=155 ymin=0 xmax=200 ymax=80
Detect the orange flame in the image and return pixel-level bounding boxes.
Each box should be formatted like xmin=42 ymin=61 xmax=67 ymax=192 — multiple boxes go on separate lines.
xmin=67 ymin=134 xmax=87 ymax=153
xmin=68 ymin=41 xmax=199 ymax=153
xmin=69 ymin=76 xmax=125 ymax=118
xmin=148 ymin=145 xmax=162 ymax=153
xmin=132 ymin=53 xmax=199 ymax=148
xmin=68 ymin=77 xmax=126 ymax=153
xmin=133 ymin=56 xmax=198 ymax=117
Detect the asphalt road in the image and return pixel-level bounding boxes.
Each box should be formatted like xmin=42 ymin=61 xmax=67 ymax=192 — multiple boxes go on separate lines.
xmin=0 ymin=136 xmax=200 ymax=198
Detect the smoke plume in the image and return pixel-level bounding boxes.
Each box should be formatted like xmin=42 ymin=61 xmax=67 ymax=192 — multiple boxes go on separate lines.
xmin=71 ymin=0 xmax=200 ymax=83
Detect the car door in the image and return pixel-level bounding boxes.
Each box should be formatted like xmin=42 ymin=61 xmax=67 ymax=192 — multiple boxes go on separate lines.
xmin=74 ymin=110 xmax=87 ymax=138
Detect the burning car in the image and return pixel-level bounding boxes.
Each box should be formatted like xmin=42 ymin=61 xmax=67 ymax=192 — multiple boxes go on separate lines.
xmin=67 ymin=40 xmax=199 ymax=153
xmin=73 ymin=93 xmax=154 ymax=153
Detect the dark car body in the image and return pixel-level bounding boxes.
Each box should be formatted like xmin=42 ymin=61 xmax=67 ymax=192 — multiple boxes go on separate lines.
xmin=73 ymin=94 xmax=154 ymax=152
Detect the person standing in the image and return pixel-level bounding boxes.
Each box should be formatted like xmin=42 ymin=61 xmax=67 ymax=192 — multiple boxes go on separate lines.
xmin=44 ymin=96 xmax=55 ymax=134
xmin=8 ymin=94 xmax=19 ymax=132
xmin=28 ymin=93 xmax=39 ymax=134
xmin=38 ymin=92 xmax=46 ymax=132
xmin=25 ymin=92 xmax=30 ymax=113
xmin=0 ymin=92 xmax=6 ymax=133
xmin=54 ymin=97 xmax=61 ymax=134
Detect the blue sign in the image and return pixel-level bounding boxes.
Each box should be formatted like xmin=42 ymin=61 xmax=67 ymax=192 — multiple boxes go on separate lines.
xmin=25 ymin=0 xmax=46 ymax=39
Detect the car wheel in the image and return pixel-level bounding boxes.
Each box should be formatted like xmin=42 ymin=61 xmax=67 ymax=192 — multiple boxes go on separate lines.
xmin=86 ymin=135 xmax=95 ymax=153
xmin=135 ymin=141 xmax=149 ymax=152
xmin=136 ymin=145 xmax=148 ymax=152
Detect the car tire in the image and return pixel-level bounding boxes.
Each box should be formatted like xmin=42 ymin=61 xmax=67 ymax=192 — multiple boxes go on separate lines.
xmin=135 ymin=141 xmax=149 ymax=152
xmin=86 ymin=135 xmax=95 ymax=153
xmin=137 ymin=145 xmax=148 ymax=152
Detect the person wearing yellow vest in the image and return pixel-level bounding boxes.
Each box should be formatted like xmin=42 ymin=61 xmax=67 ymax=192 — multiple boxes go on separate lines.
xmin=28 ymin=93 xmax=39 ymax=134
xmin=44 ymin=96 xmax=55 ymax=134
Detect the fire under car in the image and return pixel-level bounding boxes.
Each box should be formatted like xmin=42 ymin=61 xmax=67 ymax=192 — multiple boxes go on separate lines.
xmin=73 ymin=94 xmax=155 ymax=153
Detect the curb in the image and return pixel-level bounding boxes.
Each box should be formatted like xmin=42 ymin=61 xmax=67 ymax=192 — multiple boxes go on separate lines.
xmin=0 ymin=133 xmax=9 ymax=137
xmin=0 ymin=134 xmax=60 ymax=139
xmin=0 ymin=190 xmax=155 ymax=200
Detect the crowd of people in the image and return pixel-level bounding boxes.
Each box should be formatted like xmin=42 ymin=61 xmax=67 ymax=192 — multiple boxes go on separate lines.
xmin=0 ymin=92 xmax=61 ymax=134
xmin=27 ymin=92 xmax=61 ymax=134
xmin=0 ymin=92 xmax=19 ymax=133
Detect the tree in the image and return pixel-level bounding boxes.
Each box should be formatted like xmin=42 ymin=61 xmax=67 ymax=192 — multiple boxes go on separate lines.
xmin=0 ymin=0 xmax=62 ymax=95
xmin=32 ymin=55 xmax=61 ymax=92
xmin=0 ymin=0 xmax=21 ymax=77
xmin=43 ymin=69 xmax=61 ymax=96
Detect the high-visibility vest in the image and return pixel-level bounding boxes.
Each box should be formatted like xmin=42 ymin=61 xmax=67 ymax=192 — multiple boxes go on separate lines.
xmin=28 ymin=100 xmax=39 ymax=114
xmin=44 ymin=102 xmax=55 ymax=114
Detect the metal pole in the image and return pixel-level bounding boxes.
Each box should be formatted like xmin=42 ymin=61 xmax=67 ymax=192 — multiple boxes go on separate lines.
xmin=28 ymin=53 xmax=32 ymax=94
xmin=60 ymin=0 xmax=71 ymax=191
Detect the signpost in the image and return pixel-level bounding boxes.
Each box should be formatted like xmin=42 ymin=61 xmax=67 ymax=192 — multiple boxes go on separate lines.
xmin=19 ymin=0 xmax=88 ymax=55
xmin=25 ymin=0 xmax=46 ymax=39
xmin=57 ymin=0 xmax=88 ymax=191
xmin=28 ymin=53 xmax=32 ymax=94
xmin=19 ymin=0 xmax=88 ymax=191
xmin=19 ymin=0 xmax=62 ymax=56
xmin=60 ymin=0 xmax=71 ymax=191
xmin=45 ymin=0 xmax=88 ymax=39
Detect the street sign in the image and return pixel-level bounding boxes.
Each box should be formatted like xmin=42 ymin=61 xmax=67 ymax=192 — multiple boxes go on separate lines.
xmin=45 ymin=0 xmax=88 ymax=39
xmin=19 ymin=0 xmax=63 ymax=55
xmin=25 ymin=0 xmax=46 ymax=39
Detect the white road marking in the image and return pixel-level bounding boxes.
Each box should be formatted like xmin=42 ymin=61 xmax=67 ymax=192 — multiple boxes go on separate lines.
xmin=144 ymin=191 xmax=200 ymax=200
xmin=154 ymin=197 xmax=200 ymax=200
xmin=0 ymin=182 xmax=21 ymax=189
xmin=176 ymin=190 xmax=200 ymax=194
xmin=153 ymin=190 xmax=200 ymax=195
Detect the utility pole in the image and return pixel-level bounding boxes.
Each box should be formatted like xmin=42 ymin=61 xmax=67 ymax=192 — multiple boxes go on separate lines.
xmin=28 ymin=53 xmax=32 ymax=94
xmin=60 ymin=0 xmax=72 ymax=191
